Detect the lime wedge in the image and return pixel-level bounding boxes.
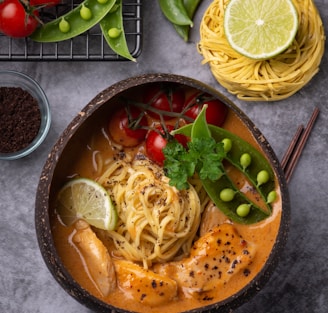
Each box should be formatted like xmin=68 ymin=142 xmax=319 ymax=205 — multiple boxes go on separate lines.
xmin=224 ymin=0 xmax=298 ymax=60
xmin=55 ymin=178 xmax=117 ymax=231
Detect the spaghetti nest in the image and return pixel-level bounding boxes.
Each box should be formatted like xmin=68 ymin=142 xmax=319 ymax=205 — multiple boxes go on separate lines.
xmin=198 ymin=0 xmax=325 ymax=101
xmin=98 ymin=158 xmax=202 ymax=268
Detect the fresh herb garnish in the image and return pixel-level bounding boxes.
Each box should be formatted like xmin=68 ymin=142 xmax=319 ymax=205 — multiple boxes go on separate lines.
xmin=163 ymin=105 xmax=275 ymax=224
xmin=163 ymin=136 xmax=225 ymax=190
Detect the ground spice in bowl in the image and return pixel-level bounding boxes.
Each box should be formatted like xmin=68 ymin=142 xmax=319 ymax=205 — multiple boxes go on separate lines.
xmin=0 ymin=86 xmax=41 ymax=153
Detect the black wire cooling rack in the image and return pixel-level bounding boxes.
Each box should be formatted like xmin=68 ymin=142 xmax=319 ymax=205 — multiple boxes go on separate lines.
xmin=0 ymin=0 xmax=142 ymax=61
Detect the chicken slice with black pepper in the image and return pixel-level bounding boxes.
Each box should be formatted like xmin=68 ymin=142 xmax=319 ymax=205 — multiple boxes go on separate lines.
xmin=154 ymin=223 xmax=256 ymax=297
xmin=113 ymin=259 xmax=178 ymax=306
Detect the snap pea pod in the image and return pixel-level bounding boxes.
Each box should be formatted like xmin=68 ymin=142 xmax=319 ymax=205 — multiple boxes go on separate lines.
xmin=208 ymin=125 xmax=275 ymax=202
xmin=30 ymin=0 xmax=116 ymax=42
xmin=173 ymin=107 xmax=275 ymax=224
xmin=202 ymin=174 xmax=270 ymax=224
xmin=100 ymin=0 xmax=136 ymax=62
xmin=173 ymin=0 xmax=202 ymax=41
xmin=159 ymin=0 xmax=193 ymax=26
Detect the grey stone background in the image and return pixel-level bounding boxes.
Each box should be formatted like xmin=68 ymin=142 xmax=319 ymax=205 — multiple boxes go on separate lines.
xmin=1 ymin=0 xmax=327 ymax=312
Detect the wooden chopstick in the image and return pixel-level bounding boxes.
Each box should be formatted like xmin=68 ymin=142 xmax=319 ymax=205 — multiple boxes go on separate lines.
xmin=282 ymin=107 xmax=320 ymax=183
xmin=281 ymin=124 xmax=304 ymax=172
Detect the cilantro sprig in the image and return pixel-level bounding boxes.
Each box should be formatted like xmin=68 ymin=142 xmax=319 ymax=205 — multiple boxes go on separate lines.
xmin=163 ymin=137 xmax=226 ymax=190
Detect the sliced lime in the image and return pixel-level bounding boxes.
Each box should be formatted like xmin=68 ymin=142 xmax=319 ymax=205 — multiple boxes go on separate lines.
xmin=56 ymin=178 xmax=117 ymax=231
xmin=224 ymin=0 xmax=298 ymax=60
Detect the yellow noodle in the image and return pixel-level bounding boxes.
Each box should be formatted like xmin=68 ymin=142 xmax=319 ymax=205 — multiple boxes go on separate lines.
xmin=97 ymin=158 xmax=202 ymax=269
xmin=198 ymin=0 xmax=325 ymax=101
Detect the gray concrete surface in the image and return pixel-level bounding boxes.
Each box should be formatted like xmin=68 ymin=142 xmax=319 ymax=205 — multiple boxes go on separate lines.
xmin=1 ymin=1 xmax=327 ymax=312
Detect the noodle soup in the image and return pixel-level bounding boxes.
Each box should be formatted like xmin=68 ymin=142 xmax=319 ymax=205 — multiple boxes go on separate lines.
xmin=37 ymin=74 xmax=289 ymax=313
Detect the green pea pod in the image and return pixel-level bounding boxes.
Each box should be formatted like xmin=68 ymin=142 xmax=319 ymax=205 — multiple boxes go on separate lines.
xmin=201 ymin=175 xmax=269 ymax=224
xmin=100 ymin=0 xmax=136 ymax=62
xmin=159 ymin=0 xmax=193 ymax=26
xmin=173 ymin=0 xmax=202 ymax=41
xmin=173 ymin=107 xmax=275 ymax=224
xmin=30 ymin=0 xmax=116 ymax=42
xmin=208 ymin=125 xmax=275 ymax=202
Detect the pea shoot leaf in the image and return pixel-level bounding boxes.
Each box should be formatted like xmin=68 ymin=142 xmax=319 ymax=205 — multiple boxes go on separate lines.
xmin=163 ymin=137 xmax=225 ymax=190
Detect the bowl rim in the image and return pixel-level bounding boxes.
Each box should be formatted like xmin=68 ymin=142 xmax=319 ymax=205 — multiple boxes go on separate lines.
xmin=35 ymin=73 xmax=290 ymax=313
xmin=0 ymin=69 xmax=51 ymax=160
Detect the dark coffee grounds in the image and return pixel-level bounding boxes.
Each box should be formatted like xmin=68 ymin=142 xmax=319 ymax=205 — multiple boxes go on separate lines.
xmin=0 ymin=87 xmax=41 ymax=153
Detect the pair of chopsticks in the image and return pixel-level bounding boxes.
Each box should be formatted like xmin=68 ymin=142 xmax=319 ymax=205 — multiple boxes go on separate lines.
xmin=281 ymin=107 xmax=320 ymax=183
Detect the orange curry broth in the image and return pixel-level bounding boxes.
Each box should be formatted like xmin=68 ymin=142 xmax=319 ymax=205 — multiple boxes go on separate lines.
xmin=51 ymin=92 xmax=282 ymax=313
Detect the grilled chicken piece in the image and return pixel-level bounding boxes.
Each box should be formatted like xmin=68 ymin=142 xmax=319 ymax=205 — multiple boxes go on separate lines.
xmin=114 ymin=259 xmax=178 ymax=306
xmin=71 ymin=220 xmax=116 ymax=296
xmin=199 ymin=202 xmax=232 ymax=236
xmin=154 ymin=223 xmax=256 ymax=297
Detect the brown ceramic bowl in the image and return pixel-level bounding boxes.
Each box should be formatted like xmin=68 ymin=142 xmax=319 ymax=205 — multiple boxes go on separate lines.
xmin=35 ymin=73 xmax=290 ymax=313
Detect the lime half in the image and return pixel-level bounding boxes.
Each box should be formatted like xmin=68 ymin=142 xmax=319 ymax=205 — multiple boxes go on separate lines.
xmin=224 ymin=0 xmax=298 ymax=60
xmin=56 ymin=178 xmax=117 ymax=231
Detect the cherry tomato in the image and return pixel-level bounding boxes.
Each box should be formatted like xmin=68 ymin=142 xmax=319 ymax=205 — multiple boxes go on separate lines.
xmin=29 ymin=0 xmax=61 ymax=7
xmin=184 ymin=92 xmax=228 ymax=127
xmin=143 ymin=84 xmax=185 ymax=120
xmin=109 ymin=106 xmax=148 ymax=147
xmin=0 ymin=0 xmax=39 ymax=38
xmin=146 ymin=125 xmax=188 ymax=166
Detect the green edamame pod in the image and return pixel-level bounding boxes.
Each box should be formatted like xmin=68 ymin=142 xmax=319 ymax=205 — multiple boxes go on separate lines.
xmin=100 ymin=0 xmax=136 ymax=62
xmin=30 ymin=0 xmax=116 ymax=42
xmin=159 ymin=0 xmax=194 ymax=26
xmin=173 ymin=0 xmax=203 ymax=41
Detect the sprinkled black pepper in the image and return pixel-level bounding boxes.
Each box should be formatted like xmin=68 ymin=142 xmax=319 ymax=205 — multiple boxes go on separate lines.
xmin=151 ymin=280 xmax=157 ymax=288
xmin=243 ymin=268 xmax=251 ymax=277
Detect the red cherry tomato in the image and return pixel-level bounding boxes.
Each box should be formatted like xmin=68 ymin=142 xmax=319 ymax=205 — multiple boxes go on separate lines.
xmin=109 ymin=106 xmax=148 ymax=147
xmin=184 ymin=92 xmax=228 ymax=127
xmin=143 ymin=84 xmax=185 ymax=120
xmin=146 ymin=125 xmax=188 ymax=166
xmin=0 ymin=0 xmax=39 ymax=38
xmin=30 ymin=0 xmax=61 ymax=6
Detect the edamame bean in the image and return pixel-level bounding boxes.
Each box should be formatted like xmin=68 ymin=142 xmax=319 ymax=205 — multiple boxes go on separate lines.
xmin=30 ymin=0 xmax=116 ymax=42
xmin=257 ymin=170 xmax=270 ymax=186
xmin=222 ymin=138 xmax=232 ymax=153
xmin=100 ymin=0 xmax=136 ymax=61
xmin=80 ymin=5 xmax=93 ymax=21
xmin=220 ymin=188 xmax=235 ymax=202
xmin=240 ymin=152 xmax=251 ymax=170
xmin=59 ymin=18 xmax=70 ymax=33
xmin=236 ymin=204 xmax=251 ymax=217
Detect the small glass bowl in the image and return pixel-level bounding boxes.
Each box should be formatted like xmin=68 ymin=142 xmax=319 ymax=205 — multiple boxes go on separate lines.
xmin=0 ymin=70 xmax=51 ymax=160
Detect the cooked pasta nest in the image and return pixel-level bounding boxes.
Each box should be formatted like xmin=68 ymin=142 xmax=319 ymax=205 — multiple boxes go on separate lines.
xmin=97 ymin=158 xmax=206 ymax=268
xmin=198 ymin=0 xmax=326 ymax=101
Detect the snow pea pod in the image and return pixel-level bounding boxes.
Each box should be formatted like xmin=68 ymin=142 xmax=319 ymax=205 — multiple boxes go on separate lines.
xmin=173 ymin=0 xmax=202 ymax=41
xmin=173 ymin=107 xmax=275 ymax=224
xmin=208 ymin=125 xmax=275 ymax=203
xmin=30 ymin=0 xmax=116 ymax=42
xmin=100 ymin=0 xmax=136 ymax=61
xmin=159 ymin=0 xmax=193 ymax=26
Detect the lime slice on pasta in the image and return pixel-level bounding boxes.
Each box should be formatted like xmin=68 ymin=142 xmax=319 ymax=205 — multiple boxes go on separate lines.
xmin=223 ymin=0 xmax=298 ymax=60
xmin=56 ymin=178 xmax=117 ymax=231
